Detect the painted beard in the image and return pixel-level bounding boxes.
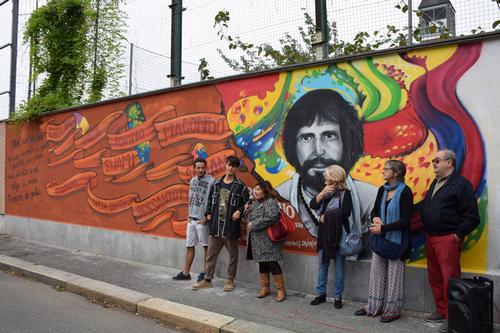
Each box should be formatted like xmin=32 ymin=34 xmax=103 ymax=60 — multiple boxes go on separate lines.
xmin=298 ymin=157 xmax=339 ymax=193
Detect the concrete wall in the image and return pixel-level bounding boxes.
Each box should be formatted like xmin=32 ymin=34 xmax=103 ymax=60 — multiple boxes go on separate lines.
xmin=3 ymin=215 xmax=499 ymax=316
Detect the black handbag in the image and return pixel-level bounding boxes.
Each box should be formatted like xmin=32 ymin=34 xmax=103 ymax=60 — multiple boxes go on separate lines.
xmin=369 ymin=229 xmax=409 ymax=260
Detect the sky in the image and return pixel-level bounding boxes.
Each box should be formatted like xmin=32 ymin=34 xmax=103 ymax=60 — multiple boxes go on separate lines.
xmin=0 ymin=0 xmax=499 ymax=120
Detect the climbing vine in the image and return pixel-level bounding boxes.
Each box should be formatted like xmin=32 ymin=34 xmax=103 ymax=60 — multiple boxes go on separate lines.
xmin=14 ymin=0 xmax=126 ymax=122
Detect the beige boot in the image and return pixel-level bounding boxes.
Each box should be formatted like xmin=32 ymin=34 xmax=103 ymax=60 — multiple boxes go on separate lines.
xmin=273 ymin=273 xmax=286 ymax=302
xmin=257 ymin=273 xmax=271 ymax=298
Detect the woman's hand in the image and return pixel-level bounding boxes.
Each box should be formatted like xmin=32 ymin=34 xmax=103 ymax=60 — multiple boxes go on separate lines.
xmin=247 ymin=222 xmax=253 ymax=232
xmin=370 ymin=219 xmax=382 ymax=235
xmin=319 ymin=215 xmax=325 ymax=224
xmin=317 ymin=185 xmax=335 ymax=202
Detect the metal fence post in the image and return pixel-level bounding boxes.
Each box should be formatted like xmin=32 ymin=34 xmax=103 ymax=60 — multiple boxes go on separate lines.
xmin=9 ymin=0 xmax=19 ymax=116
xmin=128 ymin=43 xmax=133 ymax=95
xmin=408 ymin=0 xmax=413 ymax=45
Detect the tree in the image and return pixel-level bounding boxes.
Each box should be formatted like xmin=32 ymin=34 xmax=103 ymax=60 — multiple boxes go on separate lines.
xmin=15 ymin=0 xmax=126 ymax=122
xmin=208 ymin=2 xmax=500 ymax=76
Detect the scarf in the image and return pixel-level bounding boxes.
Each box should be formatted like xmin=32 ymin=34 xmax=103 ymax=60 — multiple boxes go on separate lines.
xmin=380 ymin=181 xmax=405 ymax=245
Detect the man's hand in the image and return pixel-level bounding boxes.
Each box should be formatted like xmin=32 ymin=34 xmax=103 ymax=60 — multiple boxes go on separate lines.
xmin=232 ymin=210 xmax=241 ymax=221
xmin=319 ymin=215 xmax=325 ymax=223
xmin=454 ymin=234 xmax=462 ymax=242
xmin=198 ymin=216 xmax=207 ymax=225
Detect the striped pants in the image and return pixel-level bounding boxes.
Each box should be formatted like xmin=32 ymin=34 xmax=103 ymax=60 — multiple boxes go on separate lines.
xmin=366 ymin=252 xmax=405 ymax=316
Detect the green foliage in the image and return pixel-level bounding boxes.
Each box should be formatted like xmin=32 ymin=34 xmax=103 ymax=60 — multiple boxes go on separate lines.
xmin=88 ymin=0 xmax=127 ymax=102
xmin=16 ymin=0 xmax=126 ymax=120
xmin=209 ymin=2 xmax=500 ymax=75
xmin=25 ymin=0 xmax=92 ymax=106
xmin=198 ymin=58 xmax=214 ymax=81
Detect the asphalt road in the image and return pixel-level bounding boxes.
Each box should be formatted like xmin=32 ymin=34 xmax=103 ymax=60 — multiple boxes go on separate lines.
xmin=0 ymin=270 xmax=183 ymax=333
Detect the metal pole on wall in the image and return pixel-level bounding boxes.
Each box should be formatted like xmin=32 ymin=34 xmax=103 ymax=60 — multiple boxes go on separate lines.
xmin=313 ymin=0 xmax=328 ymax=60
xmin=9 ymin=0 xmax=19 ymax=116
xmin=168 ymin=0 xmax=184 ymax=87
xmin=408 ymin=0 xmax=413 ymax=45
xmin=128 ymin=43 xmax=133 ymax=95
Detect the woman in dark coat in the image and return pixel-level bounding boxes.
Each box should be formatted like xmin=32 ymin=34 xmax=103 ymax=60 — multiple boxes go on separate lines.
xmin=354 ymin=159 xmax=413 ymax=323
xmin=245 ymin=181 xmax=285 ymax=301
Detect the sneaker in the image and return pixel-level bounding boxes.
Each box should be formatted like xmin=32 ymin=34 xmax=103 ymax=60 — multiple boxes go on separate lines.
xmin=334 ymin=298 xmax=343 ymax=309
xmin=424 ymin=312 xmax=445 ymax=323
xmin=437 ymin=320 xmax=448 ymax=333
xmin=192 ymin=279 xmax=213 ymax=289
xmin=310 ymin=295 xmax=326 ymax=305
xmin=172 ymin=271 xmax=191 ymax=281
xmin=196 ymin=272 xmax=205 ymax=282
xmin=223 ymin=279 xmax=234 ymax=291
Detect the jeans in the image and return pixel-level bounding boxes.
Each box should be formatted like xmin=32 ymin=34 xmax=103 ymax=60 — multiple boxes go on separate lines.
xmin=315 ymin=249 xmax=345 ymax=299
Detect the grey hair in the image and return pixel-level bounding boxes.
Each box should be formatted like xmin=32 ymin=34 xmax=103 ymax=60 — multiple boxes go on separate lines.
xmin=438 ymin=149 xmax=456 ymax=167
xmin=385 ymin=160 xmax=406 ymax=182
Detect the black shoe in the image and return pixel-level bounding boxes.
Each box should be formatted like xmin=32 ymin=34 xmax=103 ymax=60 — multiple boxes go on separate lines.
xmin=334 ymin=298 xmax=342 ymax=309
xmin=310 ymin=295 xmax=326 ymax=305
xmin=172 ymin=271 xmax=191 ymax=280
xmin=380 ymin=315 xmax=401 ymax=323
xmin=355 ymin=308 xmax=367 ymax=316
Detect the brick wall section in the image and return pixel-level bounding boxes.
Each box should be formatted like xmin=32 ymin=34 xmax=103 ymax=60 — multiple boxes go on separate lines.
xmin=0 ymin=122 xmax=5 ymax=214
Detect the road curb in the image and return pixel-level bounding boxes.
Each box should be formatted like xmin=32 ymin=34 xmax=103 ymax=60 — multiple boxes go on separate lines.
xmin=138 ymin=297 xmax=236 ymax=333
xmin=0 ymin=255 xmax=297 ymax=333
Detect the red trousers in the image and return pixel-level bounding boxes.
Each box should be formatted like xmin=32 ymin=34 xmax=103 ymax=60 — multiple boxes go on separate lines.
xmin=426 ymin=233 xmax=462 ymax=319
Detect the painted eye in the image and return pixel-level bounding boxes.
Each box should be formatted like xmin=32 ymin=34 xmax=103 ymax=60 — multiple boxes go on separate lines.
xmin=299 ymin=133 xmax=314 ymax=142
xmin=323 ymin=131 xmax=339 ymax=140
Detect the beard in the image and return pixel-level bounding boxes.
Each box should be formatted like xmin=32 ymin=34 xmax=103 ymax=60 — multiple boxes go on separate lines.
xmin=298 ymin=157 xmax=339 ymax=193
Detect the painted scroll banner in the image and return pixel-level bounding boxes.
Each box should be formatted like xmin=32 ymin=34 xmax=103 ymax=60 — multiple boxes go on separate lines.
xmin=41 ymin=115 xmax=77 ymax=142
xmin=155 ymin=113 xmax=233 ymax=147
xmin=46 ymin=171 xmax=97 ymax=197
xmin=107 ymin=105 xmax=176 ymax=151
xmin=132 ymin=184 xmax=189 ymax=223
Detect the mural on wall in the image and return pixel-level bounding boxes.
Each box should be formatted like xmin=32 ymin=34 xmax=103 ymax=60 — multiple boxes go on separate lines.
xmin=5 ymin=41 xmax=488 ymax=271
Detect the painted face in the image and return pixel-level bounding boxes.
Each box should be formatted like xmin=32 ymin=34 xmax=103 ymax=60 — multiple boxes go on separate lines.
xmin=296 ymin=117 xmax=343 ymax=192
xmin=253 ymin=185 xmax=264 ymax=200
xmin=432 ymin=151 xmax=453 ymax=178
xmin=225 ymin=163 xmax=237 ymax=177
xmin=194 ymin=161 xmax=206 ymax=178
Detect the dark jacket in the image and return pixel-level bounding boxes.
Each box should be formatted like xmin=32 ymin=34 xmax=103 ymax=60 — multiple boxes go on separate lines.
xmin=205 ymin=175 xmax=249 ymax=239
xmin=421 ymin=171 xmax=479 ymax=239
xmin=310 ymin=190 xmax=352 ymax=253
xmin=371 ymin=184 xmax=413 ymax=259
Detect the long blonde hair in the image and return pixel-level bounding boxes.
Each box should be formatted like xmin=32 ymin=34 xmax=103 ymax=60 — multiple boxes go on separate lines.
xmin=324 ymin=165 xmax=347 ymax=190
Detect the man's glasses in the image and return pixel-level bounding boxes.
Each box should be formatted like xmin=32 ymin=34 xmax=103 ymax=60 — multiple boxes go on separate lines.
xmin=432 ymin=158 xmax=450 ymax=164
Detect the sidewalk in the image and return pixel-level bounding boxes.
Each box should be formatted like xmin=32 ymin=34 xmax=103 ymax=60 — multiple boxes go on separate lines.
xmin=0 ymin=234 xmax=460 ymax=333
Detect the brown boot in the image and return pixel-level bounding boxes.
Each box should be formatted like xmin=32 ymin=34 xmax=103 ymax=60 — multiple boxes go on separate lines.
xmin=257 ymin=273 xmax=271 ymax=298
xmin=273 ymin=273 xmax=286 ymax=302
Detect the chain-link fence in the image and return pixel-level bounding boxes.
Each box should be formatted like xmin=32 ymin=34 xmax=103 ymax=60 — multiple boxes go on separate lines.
xmin=1 ymin=0 xmax=499 ymax=119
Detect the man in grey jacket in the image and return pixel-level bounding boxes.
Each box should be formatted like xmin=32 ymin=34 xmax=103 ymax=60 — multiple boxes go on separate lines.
xmin=173 ymin=157 xmax=214 ymax=282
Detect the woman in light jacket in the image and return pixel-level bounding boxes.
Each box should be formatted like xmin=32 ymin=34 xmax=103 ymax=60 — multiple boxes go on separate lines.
xmin=309 ymin=165 xmax=353 ymax=309
xmin=354 ymin=159 xmax=413 ymax=322
xmin=245 ymin=181 xmax=285 ymax=302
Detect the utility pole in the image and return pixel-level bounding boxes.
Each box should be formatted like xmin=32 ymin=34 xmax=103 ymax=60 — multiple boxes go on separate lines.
xmin=168 ymin=0 xmax=184 ymax=87
xmin=312 ymin=0 xmax=328 ymax=60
